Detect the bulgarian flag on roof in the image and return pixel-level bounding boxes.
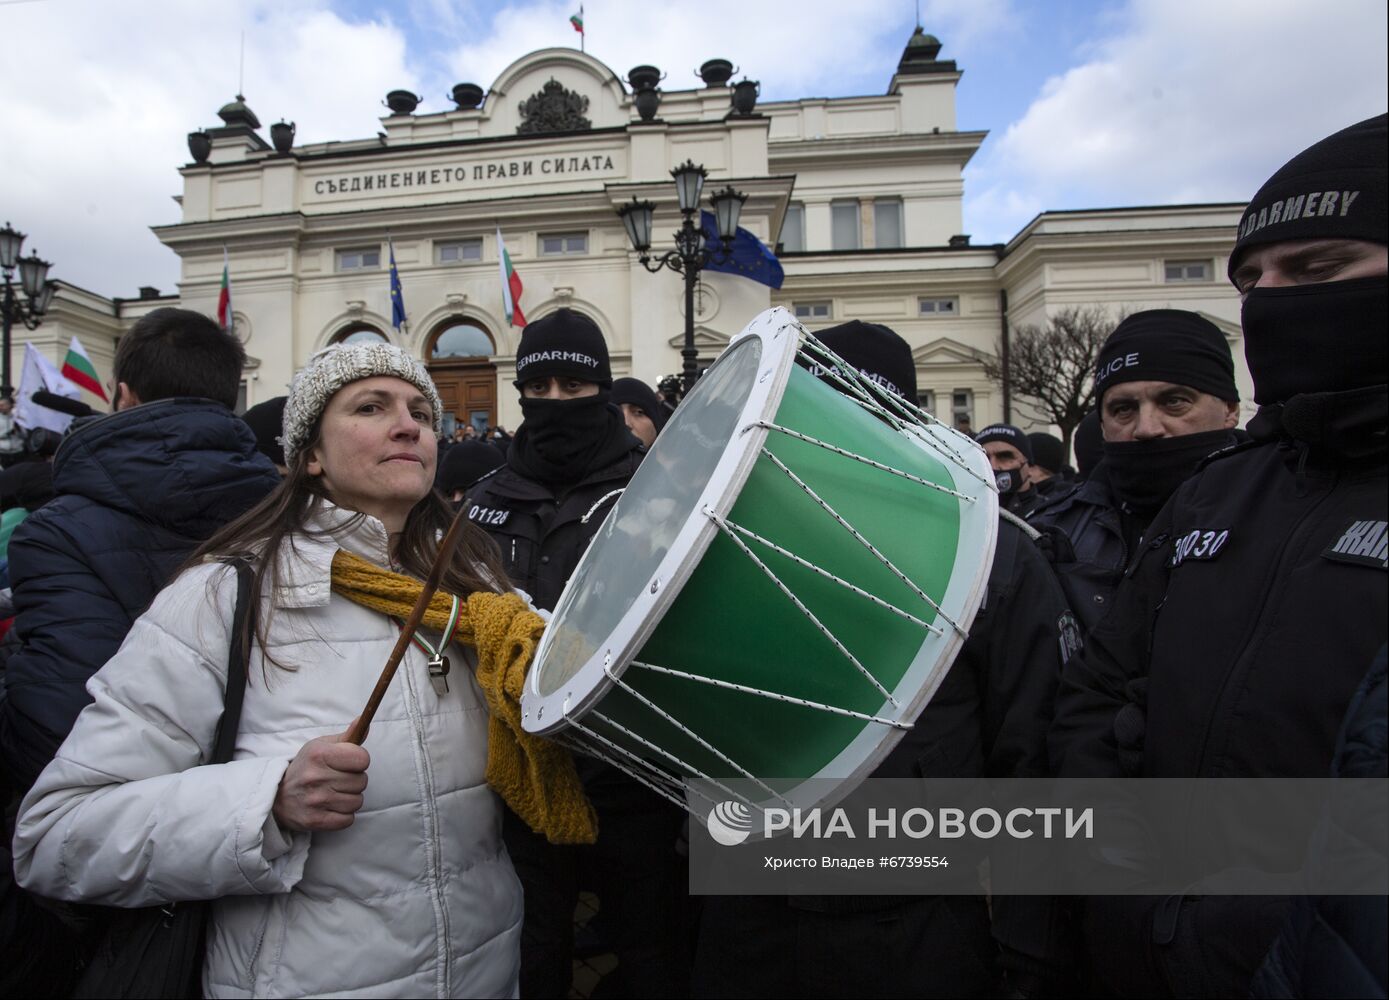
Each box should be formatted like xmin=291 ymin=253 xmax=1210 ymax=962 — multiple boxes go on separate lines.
xmin=61 ymin=336 xmax=108 ymax=402
xmin=216 ymin=247 xmax=233 ymax=332
xmin=496 ymin=227 xmax=526 ymax=327
xmin=569 ymin=6 xmax=583 ymax=34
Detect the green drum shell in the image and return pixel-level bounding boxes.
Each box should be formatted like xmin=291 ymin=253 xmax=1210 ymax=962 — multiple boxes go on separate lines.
xmin=584 ymin=362 xmax=963 ymax=784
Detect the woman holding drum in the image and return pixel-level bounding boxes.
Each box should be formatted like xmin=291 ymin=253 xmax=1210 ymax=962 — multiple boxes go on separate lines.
xmin=14 ymin=343 xmax=525 ymax=997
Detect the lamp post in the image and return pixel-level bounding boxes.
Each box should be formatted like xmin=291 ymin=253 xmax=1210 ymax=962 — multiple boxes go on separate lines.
xmin=616 ymin=161 xmax=747 ymax=397
xmin=1 ymin=222 xmax=56 ymax=397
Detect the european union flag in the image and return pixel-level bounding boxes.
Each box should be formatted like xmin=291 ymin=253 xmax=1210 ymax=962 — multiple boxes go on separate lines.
xmin=699 ymin=211 xmax=784 ymax=289
xmin=389 ymin=242 xmax=407 ymax=330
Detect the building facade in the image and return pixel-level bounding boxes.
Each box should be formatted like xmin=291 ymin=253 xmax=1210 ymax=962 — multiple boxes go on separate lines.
xmin=20 ymin=30 xmax=1255 ymax=434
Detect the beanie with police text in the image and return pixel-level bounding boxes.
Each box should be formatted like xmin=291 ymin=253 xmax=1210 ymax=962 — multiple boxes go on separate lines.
xmin=808 ymin=321 xmax=918 ymax=401
xmin=1094 ymin=310 xmax=1238 ymax=403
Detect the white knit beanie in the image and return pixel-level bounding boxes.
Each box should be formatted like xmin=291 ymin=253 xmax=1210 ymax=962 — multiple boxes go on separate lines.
xmin=282 ymin=342 xmax=443 ymax=466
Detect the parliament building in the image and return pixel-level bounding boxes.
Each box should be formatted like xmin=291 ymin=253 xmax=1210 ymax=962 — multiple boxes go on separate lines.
xmin=31 ymin=30 xmax=1253 ymax=433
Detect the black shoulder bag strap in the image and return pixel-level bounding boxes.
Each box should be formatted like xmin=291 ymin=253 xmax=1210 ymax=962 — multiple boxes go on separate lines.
xmin=212 ymin=558 xmax=254 ymax=764
xmin=73 ymin=557 xmax=257 ymax=999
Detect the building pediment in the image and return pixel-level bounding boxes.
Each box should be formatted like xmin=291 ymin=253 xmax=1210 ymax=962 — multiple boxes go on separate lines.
xmin=913 ymin=336 xmax=990 ymax=366
xmin=483 ymin=48 xmax=628 ymax=137
xmin=665 ymin=326 xmax=731 ymax=352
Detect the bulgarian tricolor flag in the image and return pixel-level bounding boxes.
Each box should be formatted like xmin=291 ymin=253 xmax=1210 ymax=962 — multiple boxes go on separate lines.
xmin=496 ymin=227 xmax=526 ymax=328
xmin=569 ymin=6 xmax=583 ymax=35
xmin=216 ymin=247 xmax=233 ymax=332
xmin=61 ymin=336 xmax=108 ymax=402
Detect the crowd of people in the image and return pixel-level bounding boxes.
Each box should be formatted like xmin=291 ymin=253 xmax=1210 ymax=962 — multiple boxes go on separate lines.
xmin=0 ymin=113 xmax=1383 ymax=998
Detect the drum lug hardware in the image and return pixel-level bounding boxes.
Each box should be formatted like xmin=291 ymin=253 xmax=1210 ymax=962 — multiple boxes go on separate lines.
xmin=759 ymin=368 xmax=771 ymax=383
xmin=649 ymin=579 xmax=660 ymax=594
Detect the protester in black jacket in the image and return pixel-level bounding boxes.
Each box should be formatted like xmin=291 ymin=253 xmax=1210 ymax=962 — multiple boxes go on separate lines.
xmin=464 ymin=309 xmax=684 ymax=999
xmin=0 ymin=307 xmax=278 ymax=995
xmin=1050 ymin=114 xmax=1388 ymax=996
xmin=695 ymin=321 xmax=1079 ymax=998
xmin=1029 ymin=309 xmax=1241 ymax=633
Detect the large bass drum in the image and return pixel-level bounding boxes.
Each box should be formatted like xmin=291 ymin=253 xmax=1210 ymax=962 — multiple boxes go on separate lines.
xmin=521 ymin=307 xmax=997 ymax=816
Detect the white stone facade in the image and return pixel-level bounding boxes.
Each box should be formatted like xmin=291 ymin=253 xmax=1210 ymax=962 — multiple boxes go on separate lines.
xmin=19 ymin=35 xmax=1254 ymax=436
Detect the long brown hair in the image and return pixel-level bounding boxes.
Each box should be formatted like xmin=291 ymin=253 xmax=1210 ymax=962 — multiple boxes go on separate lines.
xmin=184 ymin=421 xmax=508 ymax=673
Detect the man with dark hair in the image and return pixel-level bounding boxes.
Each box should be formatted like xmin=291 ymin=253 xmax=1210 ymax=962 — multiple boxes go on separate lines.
xmin=1051 ymin=114 xmax=1387 ymax=995
xmin=1028 ymin=309 xmax=1240 ymax=632
xmin=0 ymin=307 xmax=277 ymax=992
xmin=464 ymin=309 xmax=684 ymax=998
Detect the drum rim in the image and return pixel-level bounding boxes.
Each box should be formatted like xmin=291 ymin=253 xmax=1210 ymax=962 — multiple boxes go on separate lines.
xmin=523 ymin=308 xmax=802 ymax=732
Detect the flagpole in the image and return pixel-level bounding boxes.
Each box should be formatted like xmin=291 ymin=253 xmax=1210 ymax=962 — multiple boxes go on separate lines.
xmin=580 ymin=4 xmax=585 ymax=53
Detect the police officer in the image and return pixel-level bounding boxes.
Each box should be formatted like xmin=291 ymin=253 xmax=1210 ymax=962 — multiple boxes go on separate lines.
xmin=1029 ymin=310 xmax=1241 ymax=632
xmin=464 ymin=309 xmax=687 ymax=998
xmin=1050 ymin=114 xmax=1387 ymax=996
xmin=975 ymin=423 xmax=1038 ymax=516
xmin=695 ymin=321 xmax=1078 ymax=998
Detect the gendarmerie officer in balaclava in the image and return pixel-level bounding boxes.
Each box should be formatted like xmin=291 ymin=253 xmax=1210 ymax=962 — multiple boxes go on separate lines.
xmin=975 ymin=423 xmax=1036 ymax=516
xmin=695 ymin=321 xmax=1079 ymax=998
xmin=465 ymin=309 xmax=687 ymax=998
xmin=1050 ymin=114 xmax=1387 ymax=996
xmin=1028 ymin=310 xmax=1240 ymax=632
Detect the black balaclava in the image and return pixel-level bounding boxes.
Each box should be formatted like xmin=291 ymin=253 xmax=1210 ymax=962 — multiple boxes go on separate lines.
xmin=1103 ymin=429 xmax=1237 ymax=516
xmin=1232 ymin=114 xmax=1388 ymax=407
xmin=508 ymin=310 xmax=634 ymax=485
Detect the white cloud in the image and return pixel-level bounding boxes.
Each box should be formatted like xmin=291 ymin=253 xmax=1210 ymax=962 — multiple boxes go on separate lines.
xmin=0 ymin=0 xmax=417 ymax=297
xmin=966 ymin=0 xmax=1388 ymax=243
xmin=437 ymin=0 xmax=1010 ymax=102
xmin=0 ymin=0 xmax=1008 ymax=298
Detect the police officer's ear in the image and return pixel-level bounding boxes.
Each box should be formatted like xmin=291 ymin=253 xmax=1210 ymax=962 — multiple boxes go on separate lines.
xmin=1221 ymin=400 xmax=1239 ymax=430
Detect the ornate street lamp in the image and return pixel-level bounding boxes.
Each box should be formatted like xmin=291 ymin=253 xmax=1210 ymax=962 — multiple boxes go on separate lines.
xmin=1 ymin=221 xmax=57 ymax=397
xmin=616 ymin=164 xmax=748 ymax=396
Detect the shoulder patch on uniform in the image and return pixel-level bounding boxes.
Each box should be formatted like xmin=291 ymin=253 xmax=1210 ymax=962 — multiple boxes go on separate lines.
xmin=1168 ymin=527 xmax=1231 ymax=568
xmin=1323 ymin=519 xmax=1388 ymax=570
xmin=466 ymin=504 xmax=511 ymax=527
xmin=1057 ymin=610 xmax=1083 ymax=664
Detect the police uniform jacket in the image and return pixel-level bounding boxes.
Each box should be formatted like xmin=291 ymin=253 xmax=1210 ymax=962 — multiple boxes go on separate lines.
xmin=1048 ymin=392 xmax=1387 ymax=995
xmin=463 ymin=447 xmax=643 ymax=612
xmin=1027 ymin=465 xmax=1130 ymax=633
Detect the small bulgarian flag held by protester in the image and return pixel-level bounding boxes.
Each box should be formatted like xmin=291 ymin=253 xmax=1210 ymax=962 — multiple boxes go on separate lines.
xmin=216 ymin=247 xmax=233 ymax=332
xmin=61 ymin=336 xmax=109 ymax=403
xmin=496 ymin=227 xmax=526 ymax=328
xmin=569 ymin=5 xmax=584 ymax=51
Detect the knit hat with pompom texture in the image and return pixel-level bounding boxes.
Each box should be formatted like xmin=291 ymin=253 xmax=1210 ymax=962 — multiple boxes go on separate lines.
xmin=282 ymin=342 xmax=442 ymax=467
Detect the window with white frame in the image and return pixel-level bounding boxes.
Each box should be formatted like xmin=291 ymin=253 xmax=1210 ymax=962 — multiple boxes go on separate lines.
xmin=874 ymin=199 xmax=903 ymax=249
xmin=437 ymin=239 xmax=483 ymax=264
xmin=831 ymin=201 xmax=860 ymax=250
xmin=780 ymin=203 xmax=805 ymax=253
xmin=952 ymin=389 xmax=974 ymax=431
xmin=539 ymin=232 xmax=589 ymax=255
xmin=336 ymin=247 xmax=381 ymax=271
xmin=919 ymin=296 xmax=959 ymax=317
xmin=1164 ymin=259 xmax=1212 ymax=282
xmin=917 ymin=389 xmax=936 ymax=415
xmin=793 ymin=301 xmax=832 ymax=321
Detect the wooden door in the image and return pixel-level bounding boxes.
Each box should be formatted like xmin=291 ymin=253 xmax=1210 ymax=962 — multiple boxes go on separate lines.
xmin=430 ymin=361 xmax=497 ymax=433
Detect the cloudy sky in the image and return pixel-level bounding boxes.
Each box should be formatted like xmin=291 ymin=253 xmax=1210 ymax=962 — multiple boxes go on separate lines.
xmin=1 ymin=0 xmax=1384 ymax=298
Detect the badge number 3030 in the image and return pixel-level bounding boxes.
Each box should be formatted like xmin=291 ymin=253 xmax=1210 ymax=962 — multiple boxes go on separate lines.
xmin=1169 ymin=528 xmax=1231 ymax=568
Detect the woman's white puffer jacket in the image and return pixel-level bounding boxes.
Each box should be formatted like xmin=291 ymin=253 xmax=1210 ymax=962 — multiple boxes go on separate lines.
xmin=14 ymin=502 xmax=523 ymax=998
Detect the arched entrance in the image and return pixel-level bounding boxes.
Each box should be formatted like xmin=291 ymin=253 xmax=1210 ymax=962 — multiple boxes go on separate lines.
xmin=426 ymin=319 xmax=498 ymax=435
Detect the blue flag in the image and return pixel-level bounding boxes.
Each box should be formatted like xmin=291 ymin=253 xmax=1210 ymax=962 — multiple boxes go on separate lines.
xmin=389 ymin=242 xmax=407 ymax=330
xmin=699 ymin=211 xmax=784 ymax=289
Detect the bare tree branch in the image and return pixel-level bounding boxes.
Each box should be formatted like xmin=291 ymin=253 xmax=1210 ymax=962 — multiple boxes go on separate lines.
xmin=981 ymin=305 xmax=1121 ymax=458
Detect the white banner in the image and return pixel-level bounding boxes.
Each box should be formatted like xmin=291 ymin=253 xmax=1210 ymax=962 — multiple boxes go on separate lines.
xmin=14 ymin=342 xmax=80 ymax=435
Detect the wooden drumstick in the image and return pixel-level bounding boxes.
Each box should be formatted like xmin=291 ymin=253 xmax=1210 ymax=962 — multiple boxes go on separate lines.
xmin=344 ymin=507 xmax=471 ymax=745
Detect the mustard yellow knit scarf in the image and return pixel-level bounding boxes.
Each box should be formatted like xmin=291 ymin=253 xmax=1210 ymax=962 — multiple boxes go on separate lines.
xmin=330 ymin=549 xmax=597 ymax=845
